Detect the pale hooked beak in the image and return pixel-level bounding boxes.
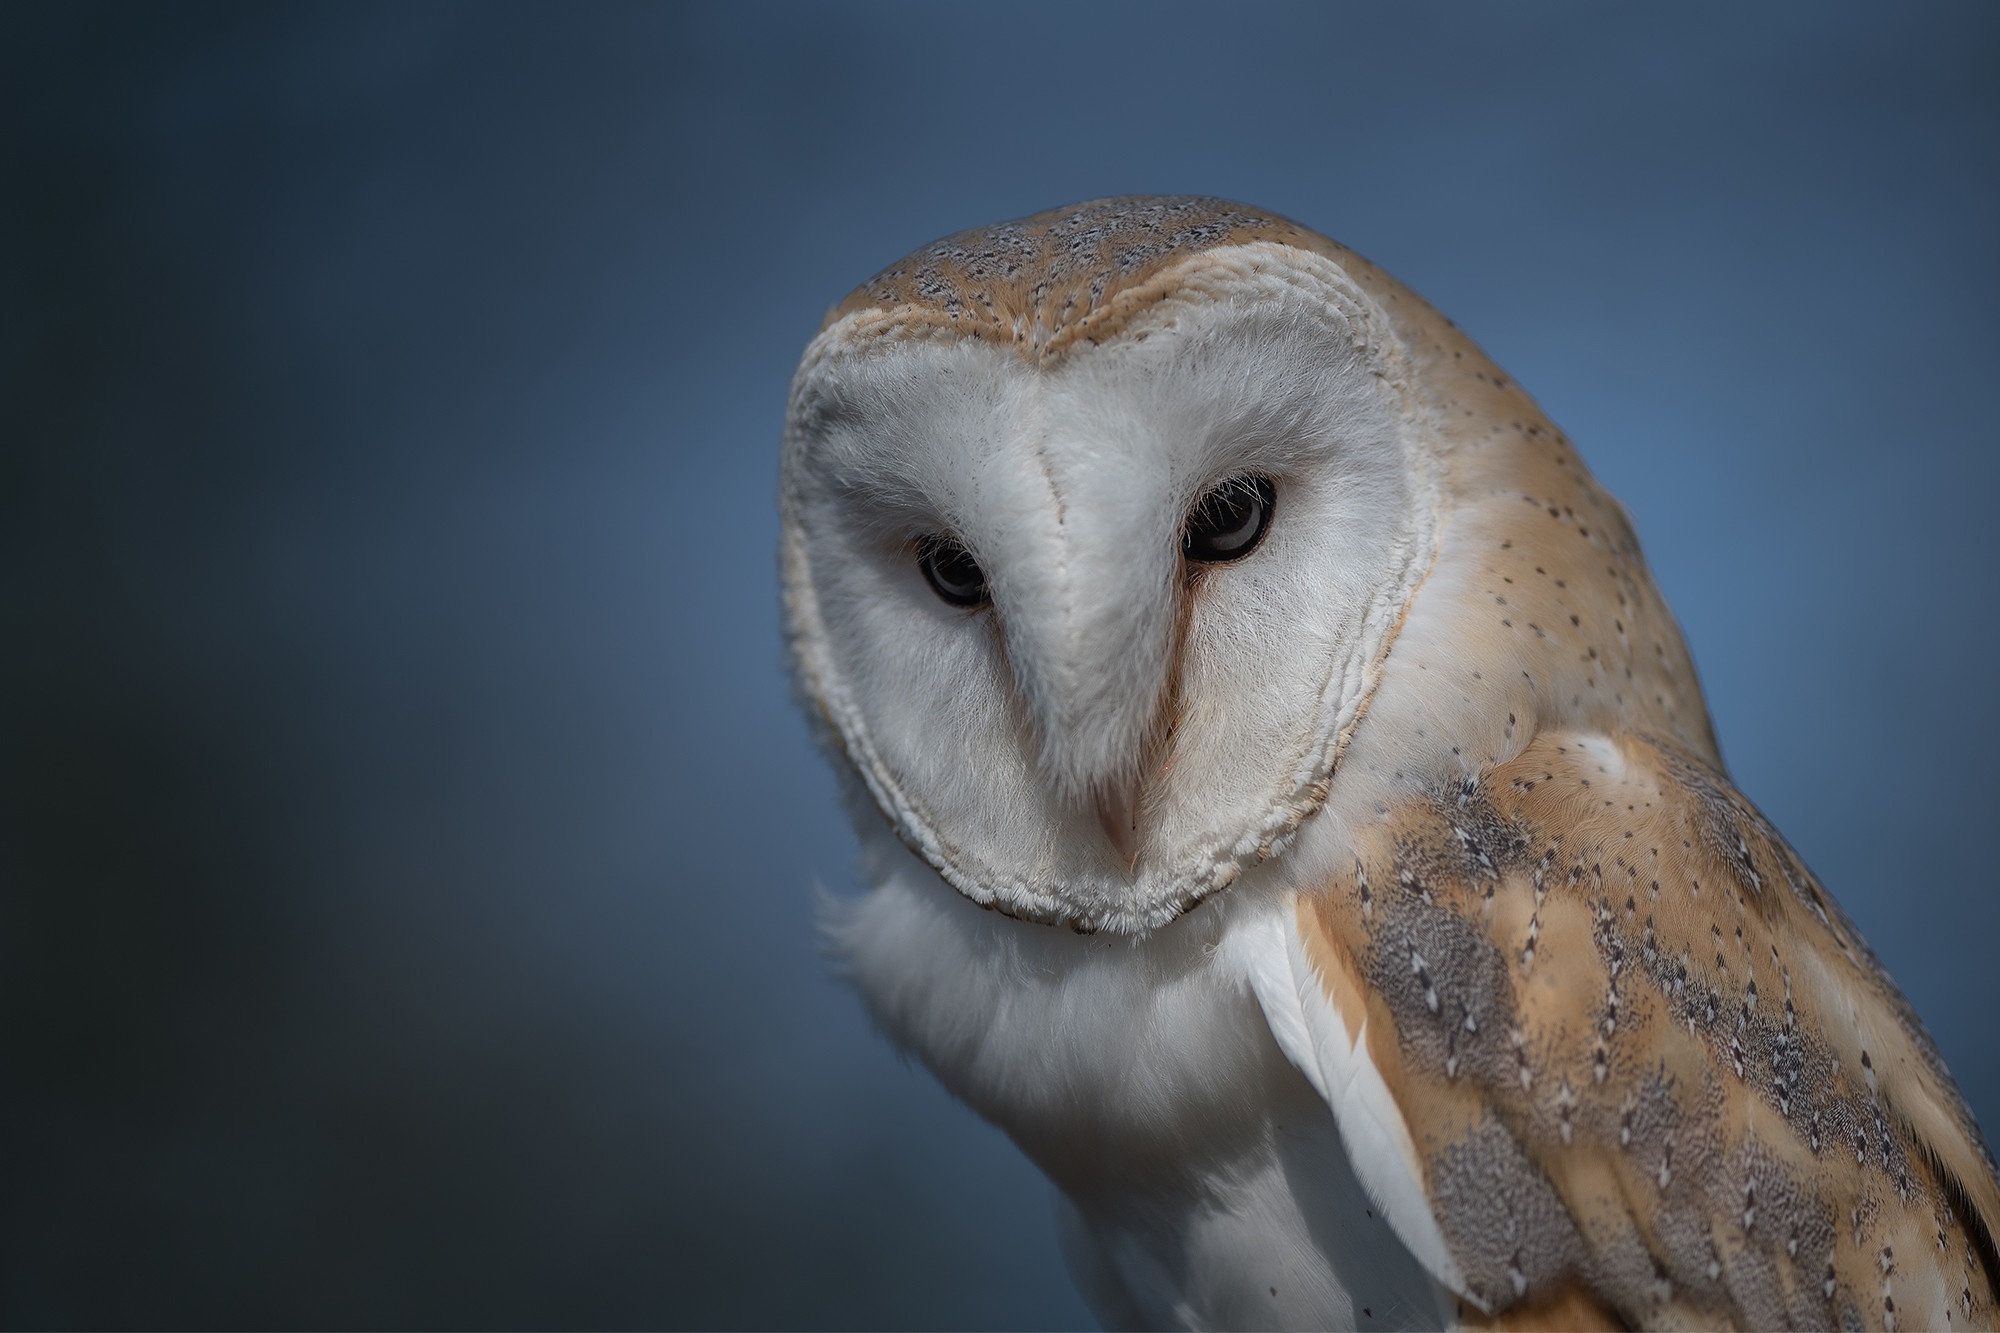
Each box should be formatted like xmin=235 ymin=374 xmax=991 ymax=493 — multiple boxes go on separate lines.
xmin=1095 ymin=783 xmax=1142 ymax=868
xmin=968 ymin=423 xmax=1183 ymax=866
xmin=1092 ymin=740 xmax=1177 ymax=869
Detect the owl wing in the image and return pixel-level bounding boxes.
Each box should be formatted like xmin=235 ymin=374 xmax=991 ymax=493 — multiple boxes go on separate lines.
xmin=1246 ymin=728 xmax=2000 ymax=1330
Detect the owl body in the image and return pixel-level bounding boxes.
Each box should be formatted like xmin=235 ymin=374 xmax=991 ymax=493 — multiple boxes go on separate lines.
xmin=785 ymin=199 xmax=2000 ymax=1330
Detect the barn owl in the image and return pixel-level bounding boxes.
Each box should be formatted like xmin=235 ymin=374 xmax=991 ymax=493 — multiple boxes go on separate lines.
xmin=779 ymin=197 xmax=1999 ymax=1330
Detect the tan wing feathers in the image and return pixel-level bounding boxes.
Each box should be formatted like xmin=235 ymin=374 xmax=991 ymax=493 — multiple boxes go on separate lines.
xmin=1297 ymin=730 xmax=2000 ymax=1329
xmin=1454 ymin=1277 xmax=1627 ymax=1331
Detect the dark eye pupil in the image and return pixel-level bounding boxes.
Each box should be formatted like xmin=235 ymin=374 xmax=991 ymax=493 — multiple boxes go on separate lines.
xmin=919 ymin=539 xmax=989 ymax=606
xmin=1184 ymin=476 xmax=1274 ymax=563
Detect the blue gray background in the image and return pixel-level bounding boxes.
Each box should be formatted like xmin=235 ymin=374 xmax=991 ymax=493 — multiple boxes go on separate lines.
xmin=4 ymin=3 xmax=1996 ymax=1327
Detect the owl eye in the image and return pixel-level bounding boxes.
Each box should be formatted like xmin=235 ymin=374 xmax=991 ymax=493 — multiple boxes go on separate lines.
xmin=918 ymin=537 xmax=990 ymax=607
xmin=1183 ymin=475 xmax=1275 ymax=563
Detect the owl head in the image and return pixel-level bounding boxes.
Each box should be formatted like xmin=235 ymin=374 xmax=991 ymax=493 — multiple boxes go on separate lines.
xmin=780 ymin=197 xmax=1710 ymax=934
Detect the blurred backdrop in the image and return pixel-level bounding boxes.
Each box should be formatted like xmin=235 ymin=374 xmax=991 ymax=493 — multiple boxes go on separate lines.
xmin=3 ymin=2 xmax=1996 ymax=1327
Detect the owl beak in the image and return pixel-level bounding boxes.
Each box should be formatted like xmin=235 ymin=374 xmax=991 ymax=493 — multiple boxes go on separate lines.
xmin=973 ymin=425 xmax=1182 ymax=850
xmin=1095 ymin=783 xmax=1143 ymax=869
xmin=998 ymin=564 xmax=1178 ymax=867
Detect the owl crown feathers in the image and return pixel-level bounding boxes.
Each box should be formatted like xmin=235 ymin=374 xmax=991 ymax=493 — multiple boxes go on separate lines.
xmin=826 ymin=195 xmax=1340 ymax=359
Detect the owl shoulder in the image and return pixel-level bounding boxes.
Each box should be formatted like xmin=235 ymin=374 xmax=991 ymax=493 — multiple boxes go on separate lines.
xmin=1259 ymin=729 xmax=2000 ymax=1328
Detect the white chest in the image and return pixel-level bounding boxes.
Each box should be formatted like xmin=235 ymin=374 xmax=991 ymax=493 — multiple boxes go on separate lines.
xmin=829 ymin=827 xmax=1448 ymax=1331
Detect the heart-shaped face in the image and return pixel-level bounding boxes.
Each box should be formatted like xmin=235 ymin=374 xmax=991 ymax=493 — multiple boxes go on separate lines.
xmin=782 ymin=237 xmax=1436 ymax=933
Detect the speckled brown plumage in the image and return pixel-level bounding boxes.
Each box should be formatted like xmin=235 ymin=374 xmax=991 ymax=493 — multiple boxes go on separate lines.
xmin=828 ymin=195 xmax=1352 ymax=359
xmin=1297 ymin=730 xmax=2000 ymax=1329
